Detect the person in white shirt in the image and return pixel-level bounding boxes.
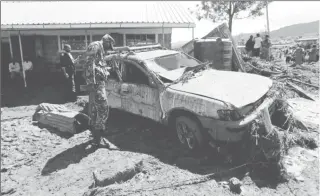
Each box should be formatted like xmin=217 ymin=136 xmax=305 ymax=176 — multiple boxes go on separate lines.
xmin=9 ymin=59 xmax=22 ymax=79
xmin=253 ymin=33 xmax=263 ymax=57
xmin=22 ymin=57 xmax=33 ymax=72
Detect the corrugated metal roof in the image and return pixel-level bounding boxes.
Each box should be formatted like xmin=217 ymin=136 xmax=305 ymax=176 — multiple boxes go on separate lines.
xmin=1 ymin=1 xmax=195 ymax=26
xmin=297 ymin=37 xmax=319 ymax=41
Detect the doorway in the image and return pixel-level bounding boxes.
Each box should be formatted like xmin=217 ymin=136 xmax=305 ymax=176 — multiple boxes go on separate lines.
xmin=1 ymin=42 xmax=11 ymax=86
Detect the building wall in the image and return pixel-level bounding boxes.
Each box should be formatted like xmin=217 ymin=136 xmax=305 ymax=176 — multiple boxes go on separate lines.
xmin=1 ymin=27 xmax=173 ymax=72
xmin=158 ymin=33 xmax=172 ymax=49
xmin=43 ymin=36 xmax=59 ymax=72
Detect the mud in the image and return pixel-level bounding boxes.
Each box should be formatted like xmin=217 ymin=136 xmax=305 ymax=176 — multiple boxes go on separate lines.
xmin=1 ymin=61 xmax=319 ymax=196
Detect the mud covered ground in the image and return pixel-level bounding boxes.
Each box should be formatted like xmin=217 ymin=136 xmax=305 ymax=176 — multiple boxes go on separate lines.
xmin=1 ymin=62 xmax=319 ymax=196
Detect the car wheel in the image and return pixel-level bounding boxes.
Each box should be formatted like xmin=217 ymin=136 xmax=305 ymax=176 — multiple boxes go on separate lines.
xmin=175 ymin=116 xmax=204 ymax=151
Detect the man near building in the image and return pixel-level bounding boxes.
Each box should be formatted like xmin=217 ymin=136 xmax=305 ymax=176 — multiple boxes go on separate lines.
xmin=60 ymin=44 xmax=77 ymax=101
xmin=9 ymin=58 xmax=21 ymax=79
xmin=84 ymin=34 xmax=131 ymax=148
xmin=253 ymin=33 xmax=263 ymax=57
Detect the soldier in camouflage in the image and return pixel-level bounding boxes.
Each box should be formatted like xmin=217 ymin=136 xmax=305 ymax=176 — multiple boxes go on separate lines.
xmin=84 ymin=34 xmax=130 ymax=148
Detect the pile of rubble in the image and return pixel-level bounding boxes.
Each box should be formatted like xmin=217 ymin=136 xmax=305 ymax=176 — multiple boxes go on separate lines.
xmin=242 ymin=56 xmax=319 ymax=182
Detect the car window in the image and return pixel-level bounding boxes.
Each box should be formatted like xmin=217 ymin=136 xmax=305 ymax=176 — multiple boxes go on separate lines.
xmin=107 ymin=60 xmax=123 ymax=82
xmin=122 ymin=61 xmax=151 ymax=86
xmin=154 ymin=53 xmax=201 ymax=71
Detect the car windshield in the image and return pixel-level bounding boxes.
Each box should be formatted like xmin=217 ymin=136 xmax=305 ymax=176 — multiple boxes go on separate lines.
xmin=144 ymin=53 xmax=203 ymax=83
xmin=153 ymin=53 xmax=201 ymax=71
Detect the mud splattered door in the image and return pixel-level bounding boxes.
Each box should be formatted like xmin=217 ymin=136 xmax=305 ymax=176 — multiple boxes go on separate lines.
xmin=119 ymin=60 xmax=161 ymax=121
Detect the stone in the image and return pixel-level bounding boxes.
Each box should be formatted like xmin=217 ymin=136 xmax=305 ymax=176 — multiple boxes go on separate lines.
xmin=93 ymin=159 xmax=143 ymax=187
xmin=229 ymin=177 xmax=242 ymax=194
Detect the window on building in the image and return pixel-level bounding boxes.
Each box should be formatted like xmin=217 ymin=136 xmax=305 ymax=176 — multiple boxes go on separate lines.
xmin=60 ymin=35 xmax=90 ymax=51
xmin=126 ymin=34 xmax=156 ymax=46
xmin=92 ymin=33 xmax=124 ymax=47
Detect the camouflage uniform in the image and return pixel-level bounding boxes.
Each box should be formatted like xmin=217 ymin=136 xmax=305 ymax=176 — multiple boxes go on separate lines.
xmin=84 ymin=40 xmax=110 ymax=142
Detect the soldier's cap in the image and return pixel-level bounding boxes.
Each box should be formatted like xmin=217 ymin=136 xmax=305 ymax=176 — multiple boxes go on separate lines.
xmin=101 ymin=34 xmax=115 ymax=44
xmin=63 ymin=44 xmax=71 ymax=50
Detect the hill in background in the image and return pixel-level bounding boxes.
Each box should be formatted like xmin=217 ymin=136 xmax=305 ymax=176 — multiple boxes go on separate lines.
xmin=235 ymin=20 xmax=319 ymax=41
xmin=172 ymin=20 xmax=319 ymax=49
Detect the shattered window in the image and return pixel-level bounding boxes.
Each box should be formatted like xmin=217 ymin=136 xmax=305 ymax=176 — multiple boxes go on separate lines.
xmin=122 ymin=61 xmax=150 ymax=86
xmin=154 ymin=53 xmax=200 ymax=71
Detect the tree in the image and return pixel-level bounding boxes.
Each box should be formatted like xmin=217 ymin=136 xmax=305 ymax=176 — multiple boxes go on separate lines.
xmin=190 ymin=1 xmax=271 ymax=33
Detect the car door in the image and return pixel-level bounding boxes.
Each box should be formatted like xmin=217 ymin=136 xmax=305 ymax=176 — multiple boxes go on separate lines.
xmin=105 ymin=60 xmax=123 ymax=109
xmin=119 ymin=59 xmax=162 ymax=122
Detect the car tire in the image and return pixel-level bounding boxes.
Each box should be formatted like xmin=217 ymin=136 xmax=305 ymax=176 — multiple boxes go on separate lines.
xmin=175 ymin=115 xmax=204 ymax=151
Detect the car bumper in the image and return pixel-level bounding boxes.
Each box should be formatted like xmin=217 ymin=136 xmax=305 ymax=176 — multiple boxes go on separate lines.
xmin=199 ymin=96 xmax=276 ymax=142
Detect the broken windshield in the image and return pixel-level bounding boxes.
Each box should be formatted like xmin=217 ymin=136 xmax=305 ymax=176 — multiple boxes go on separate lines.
xmin=153 ymin=53 xmax=201 ymax=71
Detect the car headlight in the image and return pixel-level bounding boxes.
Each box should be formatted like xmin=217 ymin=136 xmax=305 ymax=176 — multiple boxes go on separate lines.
xmin=217 ymin=109 xmax=242 ymax=121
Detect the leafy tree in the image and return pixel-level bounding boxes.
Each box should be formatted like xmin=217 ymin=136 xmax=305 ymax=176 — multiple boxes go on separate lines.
xmin=190 ymin=1 xmax=271 ymax=32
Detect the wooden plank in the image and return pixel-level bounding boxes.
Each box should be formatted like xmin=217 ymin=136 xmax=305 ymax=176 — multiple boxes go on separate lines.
xmin=8 ymin=31 xmax=13 ymax=59
xmin=290 ymin=78 xmax=319 ymax=89
xmin=18 ymin=32 xmax=27 ymax=88
xmin=287 ymin=82 xmax=317 ymax=101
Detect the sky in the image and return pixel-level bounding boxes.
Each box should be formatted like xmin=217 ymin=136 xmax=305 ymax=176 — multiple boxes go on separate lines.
xmin=172 ymin=1 xmax=320 ymax=43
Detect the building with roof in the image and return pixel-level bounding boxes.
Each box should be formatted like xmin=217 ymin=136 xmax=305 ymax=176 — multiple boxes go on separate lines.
xmin=1 ymin=1 xmax=195 ymax=78
xmin=296 ymin=37 xmax=319 ymax=48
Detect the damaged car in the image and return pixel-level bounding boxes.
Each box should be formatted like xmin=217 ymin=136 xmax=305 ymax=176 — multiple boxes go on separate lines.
xmin=83 ymin=44 xmax=276 ymax=151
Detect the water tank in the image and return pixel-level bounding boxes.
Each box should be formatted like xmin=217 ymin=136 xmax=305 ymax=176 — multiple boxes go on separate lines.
xmin=194 ymin=37 xmax=232 ymax=71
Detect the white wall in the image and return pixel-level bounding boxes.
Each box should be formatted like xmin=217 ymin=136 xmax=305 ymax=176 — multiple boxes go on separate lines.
xmin=2 ymin=28 xmax=172 ymax=36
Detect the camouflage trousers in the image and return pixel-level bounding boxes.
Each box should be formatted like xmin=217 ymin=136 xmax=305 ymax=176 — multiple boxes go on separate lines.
xmin=89 ymin=81 xmax=109 ymax=131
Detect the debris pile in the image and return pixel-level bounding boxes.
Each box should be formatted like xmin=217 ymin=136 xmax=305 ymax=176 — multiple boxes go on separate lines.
xmin=241 ymin=56 xmax=319 ymax=181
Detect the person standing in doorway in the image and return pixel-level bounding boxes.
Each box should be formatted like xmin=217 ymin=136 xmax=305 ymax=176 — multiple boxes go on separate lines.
xmin=253 ymin=33 xmax=263 ymax=57
xmin=9 ymin=58 xmax=21 ymax=80
xmin=84 ymin=34 xmax=131 ymax=148
xmin=60 ymin=44 xmax=77 ymax=101
xmin=245 ymin=35 xmax=254 ymax=57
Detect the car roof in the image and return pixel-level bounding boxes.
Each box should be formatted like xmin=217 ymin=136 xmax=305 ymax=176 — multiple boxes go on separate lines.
xmin=134 ymin=49 xmax=180 ymax=60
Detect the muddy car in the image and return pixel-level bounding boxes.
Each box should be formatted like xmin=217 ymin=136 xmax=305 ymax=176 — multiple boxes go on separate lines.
xmin=85 ymin=45 xmax=276 ymax=150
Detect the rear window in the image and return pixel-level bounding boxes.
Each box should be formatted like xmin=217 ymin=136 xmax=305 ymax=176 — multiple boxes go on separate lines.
xmin=154 ymin=53 xmax=200 ymax=71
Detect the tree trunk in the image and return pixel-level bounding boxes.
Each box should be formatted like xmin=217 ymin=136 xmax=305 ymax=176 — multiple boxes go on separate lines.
xmin=228 ymin=16 xmax=233 ymax=32
xmin=228 ymin=1 xmax=233 ymax=33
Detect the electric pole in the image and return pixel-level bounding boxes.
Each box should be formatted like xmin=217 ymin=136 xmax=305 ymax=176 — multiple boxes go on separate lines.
xmin=266 ymin=1 xmax=270 ymax=35
xmin=266 ymin=1 xmax=271 ymax=61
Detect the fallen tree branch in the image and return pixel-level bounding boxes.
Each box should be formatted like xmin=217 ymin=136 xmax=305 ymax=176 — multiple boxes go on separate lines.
xmin=289 ymin=78 xmax=319 ymax=89
xmin=286 ymin=82 xmax=317 ymax=101
xmin=245 ymin=62 xmax=284 ymax=76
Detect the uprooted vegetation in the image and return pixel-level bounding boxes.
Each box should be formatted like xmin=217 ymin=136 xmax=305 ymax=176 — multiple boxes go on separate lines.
xmin=238 ymin=58 xmax=319 ymax=183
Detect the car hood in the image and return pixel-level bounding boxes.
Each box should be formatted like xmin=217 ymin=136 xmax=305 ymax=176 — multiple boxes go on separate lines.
xmin=168 ymin=69 xmax=273 ymax=108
